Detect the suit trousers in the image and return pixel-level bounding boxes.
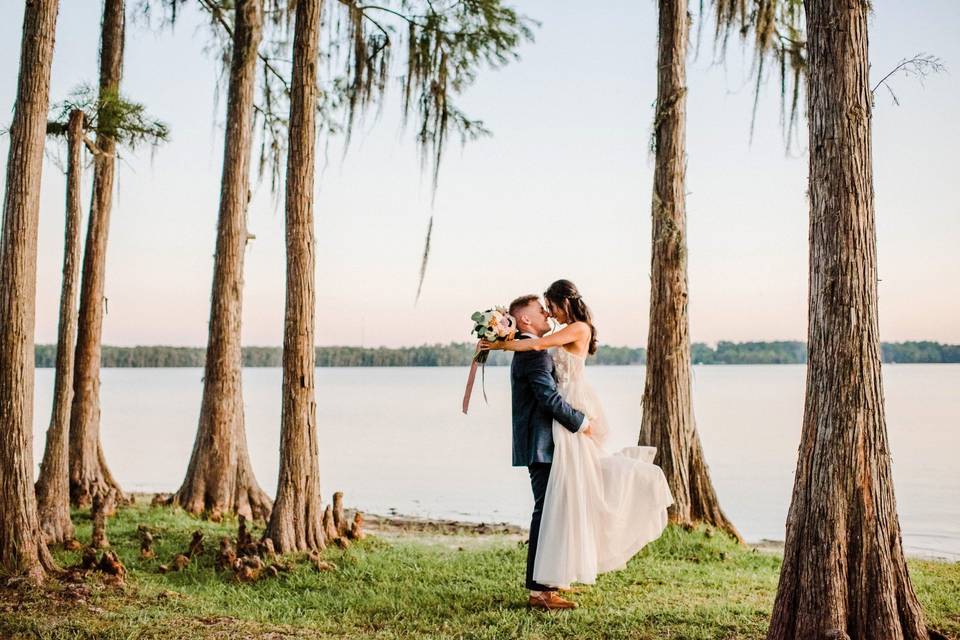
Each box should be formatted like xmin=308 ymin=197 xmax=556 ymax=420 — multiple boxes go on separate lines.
xmin=526 ymin=462 xmax=554 ymax=591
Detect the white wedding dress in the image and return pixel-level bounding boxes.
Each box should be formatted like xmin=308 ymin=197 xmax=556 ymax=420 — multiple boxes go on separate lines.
xmin=532 ymin=347 xmax=674 ymax=589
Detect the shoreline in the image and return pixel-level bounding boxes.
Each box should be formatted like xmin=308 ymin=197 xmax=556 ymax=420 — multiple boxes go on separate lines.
xmin=133 ymin=494 xmax=958 ymax=562
xmin=364 ymin=512 xmax=958 ymax=562
xmin=357 ymin=511 xmax=959 ymax=562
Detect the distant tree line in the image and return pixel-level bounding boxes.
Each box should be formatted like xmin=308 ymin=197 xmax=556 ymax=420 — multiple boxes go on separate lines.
xmin=881 ymin=341 xmax=960 ymax=363
xmin=33 ymin=340 xmax=960 ymax=368
xmin=691 ymin=341 xmax=808 ymax=364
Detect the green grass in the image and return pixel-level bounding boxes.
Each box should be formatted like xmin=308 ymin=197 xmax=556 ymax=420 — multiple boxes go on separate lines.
xmin=1 ymin=499 xmax=958 ymax=639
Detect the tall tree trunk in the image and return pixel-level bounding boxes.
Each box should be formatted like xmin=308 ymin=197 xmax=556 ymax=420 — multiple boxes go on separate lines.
xmin=638 ymin=0 xmax=741 ymax=542
xmin=0 ymin=0 xmax=60 ymax=582
xmin=69 ymin=0 xmax=126 ymax=508
xmin=36 ymin=110 xmax=85 ymax=545
xmin=263 ymin=0 xmax=324 ymax=553
xmin=170 ymin=0 xmax=271 ymax=522
xmin=766 ymin=2 xmax=935 ymax=638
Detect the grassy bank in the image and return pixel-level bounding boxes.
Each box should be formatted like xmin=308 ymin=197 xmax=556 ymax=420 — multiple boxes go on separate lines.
xmin=2 ymin=499 xmax=958 ymax=639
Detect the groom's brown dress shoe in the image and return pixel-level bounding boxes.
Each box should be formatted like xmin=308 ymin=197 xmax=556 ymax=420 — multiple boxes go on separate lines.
xmin=528 ymin=591 xmax=578 ymax=610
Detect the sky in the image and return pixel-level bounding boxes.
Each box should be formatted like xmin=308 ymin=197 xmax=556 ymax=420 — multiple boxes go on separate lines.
xmin=0 ymin=1 xmax=958 ymax=349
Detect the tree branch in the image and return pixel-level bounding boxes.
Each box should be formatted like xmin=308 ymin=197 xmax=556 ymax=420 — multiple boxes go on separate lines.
xmin=871 ymin=53 xmax=946 ymax=97
xmin=83 ymin=135 xmax=109 ymax=157
xmin=347 ymin=1 xmax=485 ymax=38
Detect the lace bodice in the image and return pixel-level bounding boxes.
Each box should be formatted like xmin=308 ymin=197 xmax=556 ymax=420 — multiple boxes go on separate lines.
xmin=551 ymin=347 xmax=586 ymax=387
xmin=550 ymin=346 xmax=609 ymax=445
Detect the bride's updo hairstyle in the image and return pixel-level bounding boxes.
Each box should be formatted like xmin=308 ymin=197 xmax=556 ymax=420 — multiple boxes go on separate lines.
xmin=544 ymin=279 xmax=598 ymax=355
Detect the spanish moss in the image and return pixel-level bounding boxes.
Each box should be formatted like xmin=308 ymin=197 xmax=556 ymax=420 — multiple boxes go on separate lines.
xmin=415 ymin=214 xmax=432 ymax=303
xmin=140 ymin=0 xmax=533 ymax=296
xmin=707 ymin=0 xmax=806 ymax=149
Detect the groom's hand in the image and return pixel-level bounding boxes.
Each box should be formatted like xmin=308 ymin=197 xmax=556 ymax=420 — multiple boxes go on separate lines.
xmin=581 ymin=420 xmax=594 ymax=436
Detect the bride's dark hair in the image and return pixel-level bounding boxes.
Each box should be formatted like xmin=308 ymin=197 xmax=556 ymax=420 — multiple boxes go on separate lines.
xmin=544 ymin=279 xmax=598 ymax=355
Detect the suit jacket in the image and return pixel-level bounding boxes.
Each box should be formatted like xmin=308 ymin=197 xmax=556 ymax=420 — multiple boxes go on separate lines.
xmin=510 ymin=335 xmax=585 ymax=467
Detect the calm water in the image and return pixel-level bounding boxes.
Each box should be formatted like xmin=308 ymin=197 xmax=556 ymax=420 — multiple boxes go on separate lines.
xmin=31 ymin=364 xmax=960 ymax=560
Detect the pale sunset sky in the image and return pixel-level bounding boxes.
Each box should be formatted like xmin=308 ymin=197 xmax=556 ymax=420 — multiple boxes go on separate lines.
xmin=1 ymin=1 xmax=957 ymax=349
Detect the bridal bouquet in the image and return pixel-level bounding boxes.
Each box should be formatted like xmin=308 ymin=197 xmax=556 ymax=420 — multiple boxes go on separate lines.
xmin=471 ymin=306 xmax=517 ymax=346
xmin=462 ymin=307 xmax=517 ymax=414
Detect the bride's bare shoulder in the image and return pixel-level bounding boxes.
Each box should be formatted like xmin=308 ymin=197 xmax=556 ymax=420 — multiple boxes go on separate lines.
xmin=559 ymin=322 xmax=591 ymax=358
xmin=567 ymin=321 xmax=592 ymax=337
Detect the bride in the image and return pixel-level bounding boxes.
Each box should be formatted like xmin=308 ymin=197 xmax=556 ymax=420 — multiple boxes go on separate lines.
xmin=481 ymin=279 xmax=674 ymax=589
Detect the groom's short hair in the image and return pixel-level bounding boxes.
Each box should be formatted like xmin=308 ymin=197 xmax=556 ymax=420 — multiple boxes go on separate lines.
xmin=509 ymin=294 xmax=540 ymax=319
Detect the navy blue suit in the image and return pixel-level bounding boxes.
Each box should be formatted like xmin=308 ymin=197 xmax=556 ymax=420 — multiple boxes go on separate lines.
xmin=510 ymin=336 xmax=585 ymax=590
xmin=510 ymin=341 xmax=585 ymax=467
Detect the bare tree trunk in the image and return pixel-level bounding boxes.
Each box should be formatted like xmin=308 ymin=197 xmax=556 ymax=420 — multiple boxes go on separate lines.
xmin=69 ymin=0 xmax=126 ymax=508
xmin=36 ymin=110 xmax=85 ymax=545
xmin=90 ymin=491 xmax=112 ymax=549
xmin=170 ymin=0 xmax=271 ymax=522
xmin=766 ymin=2 xmax=935 ymax=638
xmin=0 ymin=0 xmax=60 ymax=582
xmin=263 ymin=0 xmax=324 ymax=553
xmin=638 ymin=0 xmax=741 ymax=542
xmin=332 ymin=491 xmax=345 ymax=536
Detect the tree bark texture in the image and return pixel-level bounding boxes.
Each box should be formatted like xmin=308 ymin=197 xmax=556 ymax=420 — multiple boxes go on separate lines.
xmin=766 ymin=2 xmax=933 ymax=639
xmin=638 ymin=0 xmax=741 ymax=542
xmin=0 ymin=0 xmax=60 ymax=582
xmin=90 ymin=491 xmax=112 ymax=549
xmin=263 ymin=0 xmax=324 ymax=553
xmin=170 ymin=0 xmax=271 ymax=522
xmin=69 ymin=0 xmax=126 ymax=507
xmin=36 ymin=109 xmax=85 ymax=545
xmin=332 ymin=491 xmax=345 ymax=536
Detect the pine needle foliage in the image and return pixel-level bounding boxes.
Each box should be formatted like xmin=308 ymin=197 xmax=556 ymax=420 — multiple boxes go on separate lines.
xmin=46 ymin=85 xmax=170 ymax=150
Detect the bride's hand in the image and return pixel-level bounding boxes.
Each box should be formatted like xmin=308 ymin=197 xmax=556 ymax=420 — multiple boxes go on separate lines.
xmin=478 ymin=339 xmax=495 ymax=352
xmin=581 ymin=418 xmax=595 ymax=437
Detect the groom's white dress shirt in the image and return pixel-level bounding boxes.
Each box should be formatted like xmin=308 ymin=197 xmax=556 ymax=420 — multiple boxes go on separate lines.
xmin=520 ymin=332 xmax=588 ymax=434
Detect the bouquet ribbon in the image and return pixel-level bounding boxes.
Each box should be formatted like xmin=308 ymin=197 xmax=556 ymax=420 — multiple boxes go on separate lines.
xmin=462 ymin=357 xmax=480 ymax=414
xmin=462 ymin=342 xmax=490 ymax=414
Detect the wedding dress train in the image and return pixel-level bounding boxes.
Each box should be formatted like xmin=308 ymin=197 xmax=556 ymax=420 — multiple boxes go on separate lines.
xmin=532 ymin=347 xmax=674 ymax=589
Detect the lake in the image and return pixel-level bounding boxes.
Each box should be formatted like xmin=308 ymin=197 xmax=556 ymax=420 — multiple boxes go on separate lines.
xmin=31 ymin=364 xmax=960 ymax=560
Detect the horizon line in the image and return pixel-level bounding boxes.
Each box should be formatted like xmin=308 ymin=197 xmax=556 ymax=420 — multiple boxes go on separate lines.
xmin=32 ymin=339 xmax=960 ymax=350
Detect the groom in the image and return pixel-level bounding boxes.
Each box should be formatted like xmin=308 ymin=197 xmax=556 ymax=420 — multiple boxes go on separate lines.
xmin=508 ymin=294 xmax=592 ymax=610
